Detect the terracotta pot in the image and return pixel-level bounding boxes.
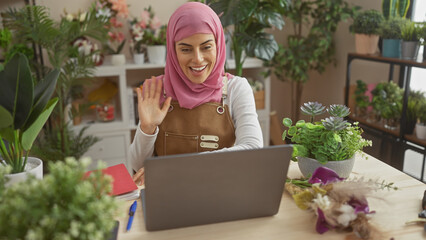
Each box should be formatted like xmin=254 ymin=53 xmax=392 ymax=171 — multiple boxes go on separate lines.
xmin=297 ymin=156 xmax=355 ymax=178
xmin=355 ymin=34 xmax=379 ymax=54
xmin=4 ymin=157 xmax=43 ymax=187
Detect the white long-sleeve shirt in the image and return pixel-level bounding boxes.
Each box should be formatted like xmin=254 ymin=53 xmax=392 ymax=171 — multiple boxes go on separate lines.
xmin=129 ymin=76 xmax=264 ymax=172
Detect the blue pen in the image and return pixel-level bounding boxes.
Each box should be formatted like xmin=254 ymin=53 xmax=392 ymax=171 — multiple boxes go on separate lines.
xmin=127 ymin=200 xmax=137 ymax=232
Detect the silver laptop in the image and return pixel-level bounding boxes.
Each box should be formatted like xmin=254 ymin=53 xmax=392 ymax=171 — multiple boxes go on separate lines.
xmin=140 ymin=145 xmax=292 ymax=231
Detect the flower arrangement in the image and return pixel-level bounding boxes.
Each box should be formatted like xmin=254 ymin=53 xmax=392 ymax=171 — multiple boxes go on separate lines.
xmin=286 ymin=166 xmax=398 ymax=239
xmin=283 ymin=102 xmax=372 ymax=164
xmin=95 ymin=0 xmax=129 ymax=54
xmin=129 ymin=5 xmax=166 ymax=53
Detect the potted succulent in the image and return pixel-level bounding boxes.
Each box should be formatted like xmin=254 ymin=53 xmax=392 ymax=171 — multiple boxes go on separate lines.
xmin=400 ymin=19 xmax=421 ymax=60
xmin=282 ymin=102 xmax=372 ymax=178
xmin=371 ymin=82 xmax=403 ymax=130
xmin=421 ymin=22 xmax=426 ymax=60
xmin=0 ymin=53 xmax=59 ymax=185
xmin=0 ymin=157 xmax=119 ymax=239
xmin=351 ymin=9 xmax=384 ymax=54
xmin=379 ymin=17 xmax=404 ymax=58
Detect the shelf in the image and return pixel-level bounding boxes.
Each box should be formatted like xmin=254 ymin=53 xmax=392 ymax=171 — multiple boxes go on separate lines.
xmin=349 ymin=115 xmax=399 ymax=137
xmin=404 ymin=134 xmax=426 ymax=148
xmin=348 ymin=52 xmax=426 ymax=68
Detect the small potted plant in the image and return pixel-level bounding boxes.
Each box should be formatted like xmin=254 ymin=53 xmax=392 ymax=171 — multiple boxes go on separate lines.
xmin=132 ymin=6 xmax=167 ymax=64
xmin=400 ymin=19 xmax=421 ymax=60
xmin=0 ymin=53 xmax=59 ymax=185
xmin=351 ymin=9 xmax=384 ymax=54
xmin=406 ymin=90 xmax=425 ymax=135
xmin=353 ymin=79 xmax=370 ymax=117
xmin=282 ymin=102 xmax=372 ymax=178
xmin=0 ymin=157 xmax=119 ymax=239
xmin=371 ymin=82 xmax=403 ymax=130
xmin=379 ymin=17 xmax=404 ymax=58
xmin=415 ymin=96 xmax=426 ymax=140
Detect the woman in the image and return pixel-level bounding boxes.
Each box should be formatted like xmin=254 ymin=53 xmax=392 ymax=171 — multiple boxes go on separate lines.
xmin=130 ymin=2 xmax=263 ymax=185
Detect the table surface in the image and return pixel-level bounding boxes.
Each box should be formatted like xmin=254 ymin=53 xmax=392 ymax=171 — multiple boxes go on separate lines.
xmin=116 ymin=153 xmax=426 ymax=240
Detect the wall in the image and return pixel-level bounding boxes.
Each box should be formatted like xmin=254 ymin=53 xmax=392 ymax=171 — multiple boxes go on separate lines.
xmin=1 ymin=0 xmax=392 ymax=126
xmin=269 ymin=1 xmax=396 ymax=124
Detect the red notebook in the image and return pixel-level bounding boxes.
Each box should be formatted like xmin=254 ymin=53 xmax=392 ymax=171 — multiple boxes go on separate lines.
xmin=86 ymin=164 xmax=138 ymax=196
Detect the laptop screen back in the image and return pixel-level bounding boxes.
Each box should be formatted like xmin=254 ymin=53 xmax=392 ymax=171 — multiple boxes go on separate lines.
xmin=142 ymin=145 xmax=292 ymax=231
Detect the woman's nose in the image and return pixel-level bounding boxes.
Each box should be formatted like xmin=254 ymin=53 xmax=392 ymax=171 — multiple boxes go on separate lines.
xmin=193 ymin=48 xmax=203 ymax=63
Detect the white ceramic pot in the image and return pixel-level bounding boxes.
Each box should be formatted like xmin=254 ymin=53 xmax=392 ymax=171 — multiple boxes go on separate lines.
xmin=147 ymin=45 xmax=166 ymax=64
xmin=133 ymin=53 xmax=145 ymax=64
xmin=110 ymin=54 xmax=126 ymax=66
xmin=297 ymin=156 xmax=355 ymax=178
xmin=355 ymin=34 xmax=379 ymax=55
xmin=4 ymin=157 xmax=43 ymax=187
xmin=415 ymin=123 xmax=426 ymax=140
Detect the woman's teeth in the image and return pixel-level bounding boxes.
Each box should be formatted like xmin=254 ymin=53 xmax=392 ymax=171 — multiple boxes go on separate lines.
xmin=190 ymin=65 xmax=207 ymax=71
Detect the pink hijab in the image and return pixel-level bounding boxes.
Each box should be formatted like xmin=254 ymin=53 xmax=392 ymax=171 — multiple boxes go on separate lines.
xmin=161 ymin=2 xmax=228 ymax=109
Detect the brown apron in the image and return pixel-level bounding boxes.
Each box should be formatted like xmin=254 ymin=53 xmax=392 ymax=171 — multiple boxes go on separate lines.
xmin=155 ymin=77 xmax=236 ymax=156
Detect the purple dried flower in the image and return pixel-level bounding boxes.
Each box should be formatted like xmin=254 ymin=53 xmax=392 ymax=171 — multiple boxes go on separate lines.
xmin=348 ymin=198 xmax=371 ymax=214
xmin=308 ymin=167 xmax=345 ymax=185
xmin=316 ymin=208 xmax=331 ymax=234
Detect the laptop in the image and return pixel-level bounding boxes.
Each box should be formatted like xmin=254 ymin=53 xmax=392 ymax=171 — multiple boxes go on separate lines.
xmin=140 ymin=145 xmax=292 ymax=231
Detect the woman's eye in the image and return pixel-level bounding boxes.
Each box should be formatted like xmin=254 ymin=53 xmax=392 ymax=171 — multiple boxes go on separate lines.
xmin=180 ymin=48 xmax=190 ymax=53
xmin=203 ymin=45 xmax=212 ymax=50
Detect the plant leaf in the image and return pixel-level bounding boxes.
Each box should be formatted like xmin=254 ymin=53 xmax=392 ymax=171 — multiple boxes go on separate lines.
xmin=23 ymin=69 xmax=59 ymax=131
xmin=283 ymin=117 xmax=292 ymax=127
xmin=209 ymin=0 xmax=258 ymax=27
xmin=0 ymin=105 xmax=13 ymax=129
xmin=0 ymin=53 xmax=33 ymax=129
xmin=21 ymin=98 xmax=58 ymax=151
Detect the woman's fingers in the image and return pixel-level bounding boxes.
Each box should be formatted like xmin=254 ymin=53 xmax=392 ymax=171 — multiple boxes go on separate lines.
xmin=154 ymin=77 xmax=163 ymax=100
xmin=149 ymin=76 xmax=156 ymax=100
xmin=162 ymin=96 xmax=172 ymax=114
xmin=132 ymin=167 xmax=145 ymax=186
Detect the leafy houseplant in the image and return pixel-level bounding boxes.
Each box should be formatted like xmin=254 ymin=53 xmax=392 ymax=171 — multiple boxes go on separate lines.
xmin=282 ymin=102 xmax=372 ymax=177
xmin=415 ymin=93 xmax=426 ymax=139
xmin=0 ymin=54 xmax=59 ymax=174
xmin=352 ymin=9 xmax=384 ymax=35
xmin=406 ymin=90 xmax=425 ymax=134
xmin=371 ymin=82 xmax=403 ymax=129
xmin=382 ymin=0 xmax=410 ymax=20
xmin=3 ymin=5 xmax=103 ymax=167
xmin=379 ymin=17 xmax=405 ymax=58
xmin=400 ymin=19 xmax=421 ymax=59
xmin=353 ymin=79 xmax=370 ymax=116
xmin=351 ymin=9 xmax=384 ymax=54
xmin=264 ymin=0 xmax=357 ymax=120
xmin=207 ymin=0 xmax=286 ymax=76
xmin=0 ymin=157 xmax=119 ymax=240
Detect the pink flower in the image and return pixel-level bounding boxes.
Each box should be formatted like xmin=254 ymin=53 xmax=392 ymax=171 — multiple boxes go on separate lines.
xmin=315 ymin=208 xmax=331 ymax=234
xmin=138 ymin=20 xmax=147 ymax=29
xmin=110 ymin=17 xmax=123 ymax=28
xmin=109 ymin=0 xmax=128 ymax=18
xmin=151 ymin=16 xmax=162 ymax=30
xmin=116 ymin=32 xmax=125 ymax=43
xmin=140 ymin=10 xmax=150 ymax=23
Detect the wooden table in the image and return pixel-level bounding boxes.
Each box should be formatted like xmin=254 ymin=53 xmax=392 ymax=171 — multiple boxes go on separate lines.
xmin=116 ymin=153 xmax=426 ymax=240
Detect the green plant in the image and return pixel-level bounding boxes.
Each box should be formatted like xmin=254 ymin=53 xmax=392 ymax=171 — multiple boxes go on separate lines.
xmin=206 ymin=0 xmax=286 ymax=76
xmin=371 ymin=82 xmax=403 ymax=120
xmin=263 ymin=0 xmax=357 ymax=120
xmin=2 ymin=5 xmax=105 ymax=166
xmin=0 ymin=54 xmax=59 ymax=173
xmin=400 ymin=19 xmax=421 ymax=41
xmin=379 ymin=17 xmax=405 ymax=39
xmin=351 ymin=9 xmax=384 ymax=35
xmin=382 ymin=0 xmax=410 ymax=20
xmin=406 ymin=90 xmax=425 ymax=132
xmin=0 ymin=28 xmax=34 ymax=64
xmin=0 ymin=157 xmax=119 ymax=239
xmin=282 ymin=102 xmax=372 ymax=163
xmin=354 ymin=79 xmax=370 ymax=110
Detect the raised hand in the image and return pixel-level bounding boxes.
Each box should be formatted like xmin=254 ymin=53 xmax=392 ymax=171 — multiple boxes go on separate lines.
xmin=136 ymin=76 xmax=172 ymax=134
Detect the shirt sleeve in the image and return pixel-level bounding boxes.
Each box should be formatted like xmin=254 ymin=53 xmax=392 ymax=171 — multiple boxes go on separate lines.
xmin=214 ymin=76 xmax=264 ymax=152
xmin=129 ymin=123 xmax=158 ymax=172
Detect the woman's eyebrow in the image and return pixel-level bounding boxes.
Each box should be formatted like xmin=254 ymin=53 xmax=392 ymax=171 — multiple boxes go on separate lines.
xmin=177 ymin=39 xmax=214 ymax=47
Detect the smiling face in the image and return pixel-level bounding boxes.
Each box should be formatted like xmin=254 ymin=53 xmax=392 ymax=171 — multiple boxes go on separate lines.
xmin=175 ymin=33 xmax=217 ymax=84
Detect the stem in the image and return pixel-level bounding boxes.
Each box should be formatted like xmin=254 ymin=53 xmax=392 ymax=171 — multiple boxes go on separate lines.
xmin=0 ymin=137 xmax=12 ymax=165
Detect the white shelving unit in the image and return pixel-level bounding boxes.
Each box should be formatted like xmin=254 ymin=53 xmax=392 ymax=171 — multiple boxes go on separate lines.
xmin=78 ymin=58 xmax=270 ymax=172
